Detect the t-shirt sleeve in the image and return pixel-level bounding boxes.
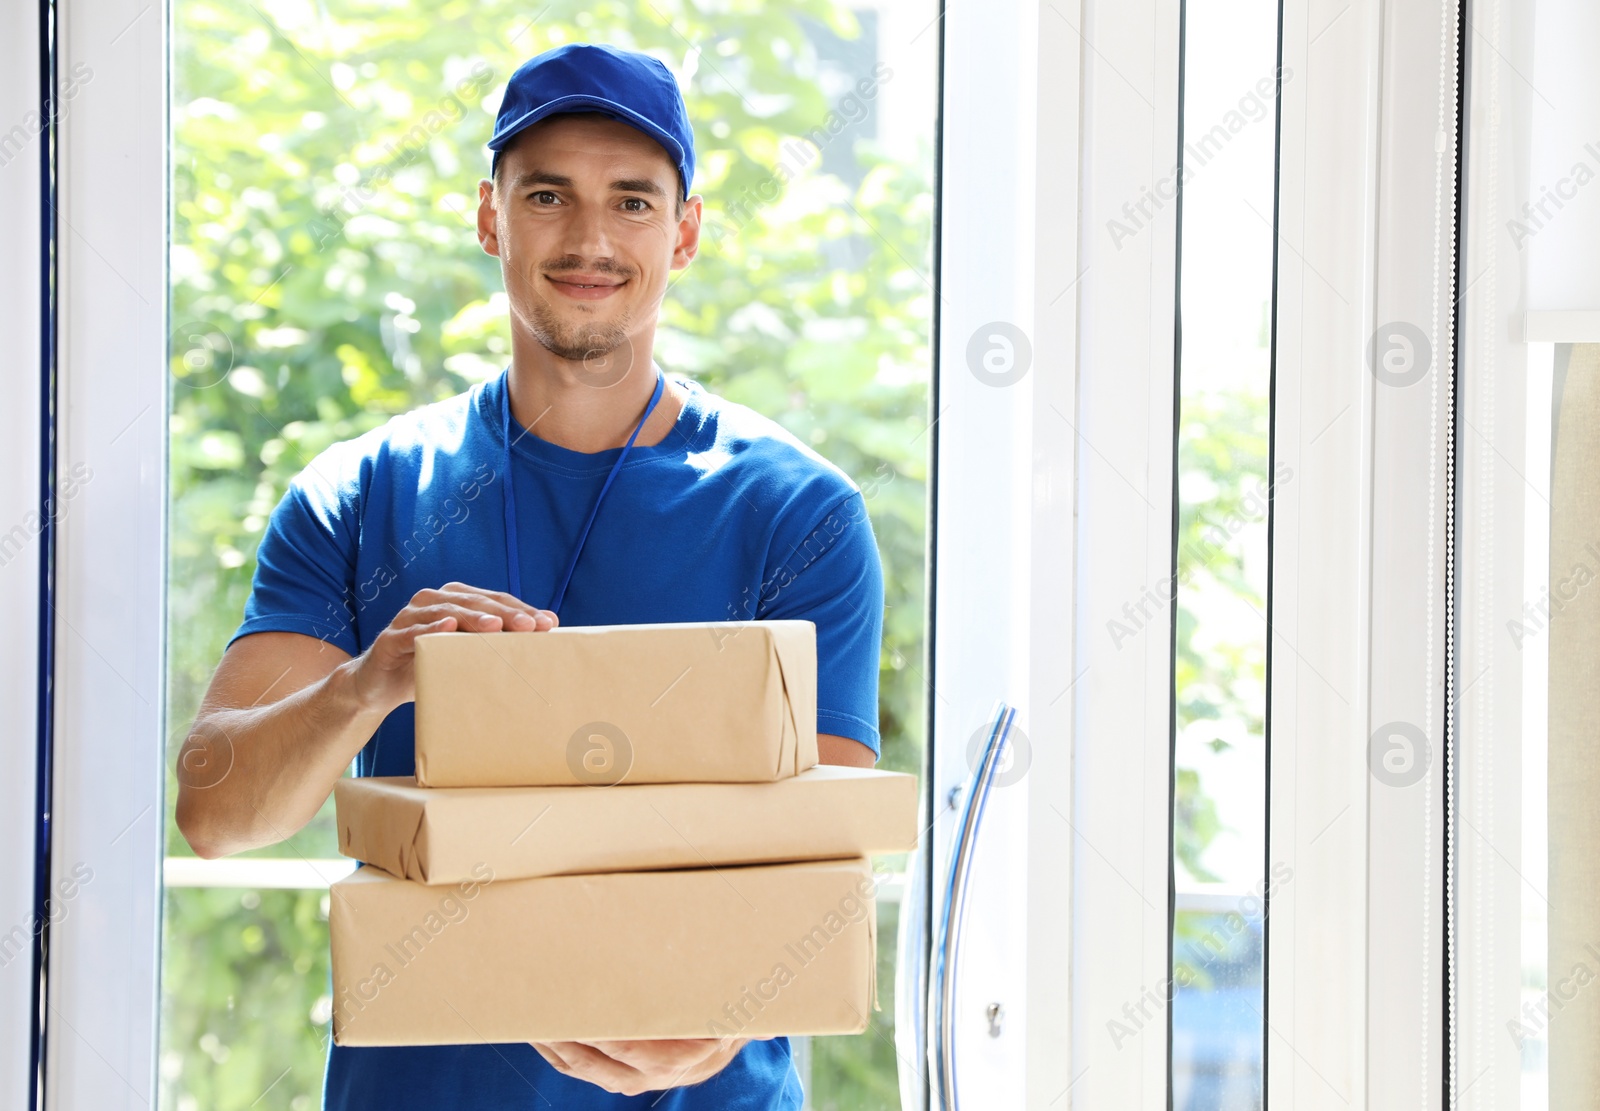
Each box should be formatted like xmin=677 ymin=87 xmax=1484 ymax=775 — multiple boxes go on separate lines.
xmin=759 ymin=489 xmax=885 ymax=759
xmin=227 ymin=446 xmax=363 ymax=658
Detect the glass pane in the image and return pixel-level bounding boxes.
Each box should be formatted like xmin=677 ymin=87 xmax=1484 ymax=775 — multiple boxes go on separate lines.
xmin=162 ymin=3 xmax=936 ymax=1107
xmin=1170 ymin=2 xmax=1280 ymax=1107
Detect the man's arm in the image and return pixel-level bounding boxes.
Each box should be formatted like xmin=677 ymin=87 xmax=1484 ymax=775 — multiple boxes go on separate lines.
xmin=817 ymin=733 xmax=875 ymax=768
xmin=175 ymin=585 xmax=555 ymax=859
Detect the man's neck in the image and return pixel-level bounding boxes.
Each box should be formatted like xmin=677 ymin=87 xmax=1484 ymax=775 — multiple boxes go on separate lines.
xmin=505 ymin=328 xmax=685 ymax=453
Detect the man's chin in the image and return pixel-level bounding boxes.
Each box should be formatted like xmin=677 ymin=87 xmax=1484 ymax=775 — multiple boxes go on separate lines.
xmin=526 ymin=329 xmax=636 ymax=385
xmin=527 ymin=319 xmax=629 ymax=362
xmin=543 ymin=340 xmax=631 ymax=364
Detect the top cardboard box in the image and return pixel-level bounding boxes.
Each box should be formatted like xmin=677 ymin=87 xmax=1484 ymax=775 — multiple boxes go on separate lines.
xmin=413 ymin=621 xmax=818 ymax=787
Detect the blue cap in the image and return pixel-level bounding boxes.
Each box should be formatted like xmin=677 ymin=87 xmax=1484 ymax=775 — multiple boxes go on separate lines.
xmin=488 ymin=44 xmax=695 ymax=201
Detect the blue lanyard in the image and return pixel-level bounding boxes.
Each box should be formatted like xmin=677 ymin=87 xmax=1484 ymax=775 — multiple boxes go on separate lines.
xmin=499 ymin=366 xmax=666 ymax=615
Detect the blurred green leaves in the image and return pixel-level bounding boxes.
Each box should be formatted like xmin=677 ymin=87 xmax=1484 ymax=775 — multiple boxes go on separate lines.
xmin=1173 ymin=379 xmax=1271 ymax=886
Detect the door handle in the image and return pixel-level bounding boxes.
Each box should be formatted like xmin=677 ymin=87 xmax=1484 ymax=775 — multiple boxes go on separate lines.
xmin=930 ymin=701 xmax=1017 ymax=1110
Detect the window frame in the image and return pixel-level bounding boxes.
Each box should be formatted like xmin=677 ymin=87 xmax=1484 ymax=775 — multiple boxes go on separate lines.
xmin=39 ymin=0 xmax=169 ymax=1104
xmin=0 ymin=0 xmax=48 ymax=1106
xmin=1268 ymin=0 xmax=1464 ymax=1105
xmin=30 ymin=0 xmax=1474 ymax=1107
xmin=930 ymin=0 xmax=1178 ymax=1104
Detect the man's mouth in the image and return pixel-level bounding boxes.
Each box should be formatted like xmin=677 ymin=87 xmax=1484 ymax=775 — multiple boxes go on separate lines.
xmin=547 ymin=274 xmax=627 ymax=301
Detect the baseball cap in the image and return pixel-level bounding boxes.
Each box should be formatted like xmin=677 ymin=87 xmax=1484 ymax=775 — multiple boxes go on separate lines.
xmin=488 ymin=43 xmax=696 ymax=202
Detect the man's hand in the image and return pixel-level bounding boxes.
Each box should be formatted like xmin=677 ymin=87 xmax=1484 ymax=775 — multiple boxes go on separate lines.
xmin=176 ymin=581 xmax=556 ymax=858
xmin=530 ymin=1037 xmax=751 ymax=1096
xmin=349 ymin=582 xmax=557 ymax=717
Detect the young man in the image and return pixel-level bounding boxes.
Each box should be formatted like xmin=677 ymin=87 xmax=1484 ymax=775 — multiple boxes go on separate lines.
xmin=174 ymin=42 xmax=884 ymax=1109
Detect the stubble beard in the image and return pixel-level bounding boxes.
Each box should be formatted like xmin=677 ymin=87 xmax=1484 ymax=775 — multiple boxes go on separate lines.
xmin=526 ymin=289 xmax=634 ymax=365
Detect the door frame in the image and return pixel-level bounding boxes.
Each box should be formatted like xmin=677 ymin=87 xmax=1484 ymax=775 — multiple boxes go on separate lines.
xmin=24 ymin=0 xmax=1473 ymax=1106
xmin=35 ymin=0 xmax=169 ymax=1105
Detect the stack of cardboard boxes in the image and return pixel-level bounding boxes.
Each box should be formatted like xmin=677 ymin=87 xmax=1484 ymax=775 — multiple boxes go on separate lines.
xmin=328 ymin=620 xmax=920 ymax=1047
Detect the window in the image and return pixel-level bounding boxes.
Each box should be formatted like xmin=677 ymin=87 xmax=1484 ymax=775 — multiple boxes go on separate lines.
xmin=1170 ymin=2 xmax=1279 ymax=1106
xmin=15 ymin=0 xmax=1508 ymax=1104
xmin=161 ymin=3 xmax=937 ymax=1106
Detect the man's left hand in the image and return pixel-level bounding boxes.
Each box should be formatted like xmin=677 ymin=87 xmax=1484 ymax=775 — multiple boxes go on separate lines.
xmin=530 ymin=1037 xmax=751 ymax=1095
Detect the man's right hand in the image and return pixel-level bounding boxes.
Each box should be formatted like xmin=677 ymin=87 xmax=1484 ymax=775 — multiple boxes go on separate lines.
xmin=176 ymin=581 xmax=555 ymax=859
xmin=350 ymin=582 xmax=558 ymax=716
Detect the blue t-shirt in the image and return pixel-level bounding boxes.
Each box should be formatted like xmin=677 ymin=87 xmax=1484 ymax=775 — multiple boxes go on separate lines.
xmin=229 ymin=368 xmax=884 ymax=1110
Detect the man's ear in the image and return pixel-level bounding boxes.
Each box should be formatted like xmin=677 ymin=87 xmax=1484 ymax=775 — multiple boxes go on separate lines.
xmin=477 ymin=178 xmax=501 ymax=257
xmin=671 ymin=194 xmax=703 ymax=271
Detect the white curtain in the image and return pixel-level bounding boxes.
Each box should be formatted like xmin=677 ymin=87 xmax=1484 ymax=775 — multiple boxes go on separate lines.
xmin=1548 ymin=341 xmax=1600 ymax=1105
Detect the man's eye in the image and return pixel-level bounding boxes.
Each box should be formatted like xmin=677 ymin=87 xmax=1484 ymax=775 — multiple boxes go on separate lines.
xmin=622 ymin=198 xmax=649 ymax=212
xmin=529 ymin=191 xmax=558 ymax=204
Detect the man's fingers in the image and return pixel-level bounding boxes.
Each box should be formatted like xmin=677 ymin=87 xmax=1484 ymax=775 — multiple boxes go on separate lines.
xmin=431 ymin=584 xmax=558 ymax=629
xmin=390 ymin=604 xmax=499 ymax=632
xmin=538 ymin=1041 xmax=649 ymax=1094
xmin=585 ymin=1038 xmax=724 ymax=1072
xmin=530 ymin=1041 xmax=573 ymax=1072
xmin=439 ymin=582 xmax=540 ymax=613
xmin=370 ymin=616 xmax=457 ymax=656
xmin=531 ymin=1037 xmax=745 ymax=1096
xmin=578 ymin=1037 xmax=742 ymax=1090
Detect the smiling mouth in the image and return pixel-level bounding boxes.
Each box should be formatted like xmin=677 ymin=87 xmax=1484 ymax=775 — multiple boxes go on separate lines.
xmin=548 ymin=276 xmax=625 ymax=287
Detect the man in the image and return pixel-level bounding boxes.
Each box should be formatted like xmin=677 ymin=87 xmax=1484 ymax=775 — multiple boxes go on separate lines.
xmin=175 ymin=42 xmax=884 ymax=1110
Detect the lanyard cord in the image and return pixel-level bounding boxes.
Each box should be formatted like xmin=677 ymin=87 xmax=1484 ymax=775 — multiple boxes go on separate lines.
xmin=499 ymin=366 xmax=667 ymax=615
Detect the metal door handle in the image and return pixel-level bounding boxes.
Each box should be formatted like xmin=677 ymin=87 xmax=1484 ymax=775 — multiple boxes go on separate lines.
xmin=930 ymin=701 xmax=1016 ymax=1110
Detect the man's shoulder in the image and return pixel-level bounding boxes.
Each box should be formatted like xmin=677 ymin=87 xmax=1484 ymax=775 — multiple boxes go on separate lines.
xmin=350 ymin=383 xmax=481 ymax=462
xmin=294 ymin=384 xmax=485 ymax=501
xmin=687 ymin=380 xmax=861 ymax=509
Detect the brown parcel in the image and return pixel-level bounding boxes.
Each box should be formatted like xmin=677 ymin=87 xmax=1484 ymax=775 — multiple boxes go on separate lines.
xmin=336 ymin=764 xmax=919 ymax=884
xmin=330 ymin=856 xmax=877 ymax=1046
xmin=413 ymin=621 xmax=818 ymax=787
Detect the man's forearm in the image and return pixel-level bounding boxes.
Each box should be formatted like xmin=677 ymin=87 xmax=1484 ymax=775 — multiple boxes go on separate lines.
xmin=176 ymin=658 xmax=392 ymax=858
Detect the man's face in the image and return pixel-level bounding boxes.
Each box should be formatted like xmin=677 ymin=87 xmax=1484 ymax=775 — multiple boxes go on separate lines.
xmin=477 ymin=112 xmax=701 ymax=370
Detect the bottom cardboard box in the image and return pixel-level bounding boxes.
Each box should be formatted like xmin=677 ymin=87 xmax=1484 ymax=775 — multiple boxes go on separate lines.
xmin=330 ymin=856 xmax=877 ymax=1046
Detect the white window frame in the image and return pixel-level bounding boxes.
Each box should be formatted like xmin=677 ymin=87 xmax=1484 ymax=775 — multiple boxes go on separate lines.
xmin=0 ymin=1 xmax=47 ymax=1107
xmin=1263 ymin=0 xmax=1462 ymax=1104
xmin=934 ymin=0 xmax=1464 ymax=1108
xmin=39 ymin=0 xmax=169 ymax=1106
xmin=26 ymin=0 xmax=1475 ymax=1108
xmin=931 ymin=0 xmax=1181 ymax=1104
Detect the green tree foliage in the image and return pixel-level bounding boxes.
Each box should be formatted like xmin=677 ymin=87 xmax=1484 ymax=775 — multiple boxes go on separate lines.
xmin=160 ymin=889 xmax=333 ymax=1110
xmin=163 ymin=1 xmax=932 ymax=1107
xmin=1172 ymin=378 xmax=1271 ymax=977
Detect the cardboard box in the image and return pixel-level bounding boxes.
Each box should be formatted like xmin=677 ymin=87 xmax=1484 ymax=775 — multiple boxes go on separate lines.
xmin=330 ymin=856 xmax=878 ymax=1046
xmin=335 ymin=765 xmax=920 ymax=884
xmin=413 ymin=621 xmax=819 ymax=787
